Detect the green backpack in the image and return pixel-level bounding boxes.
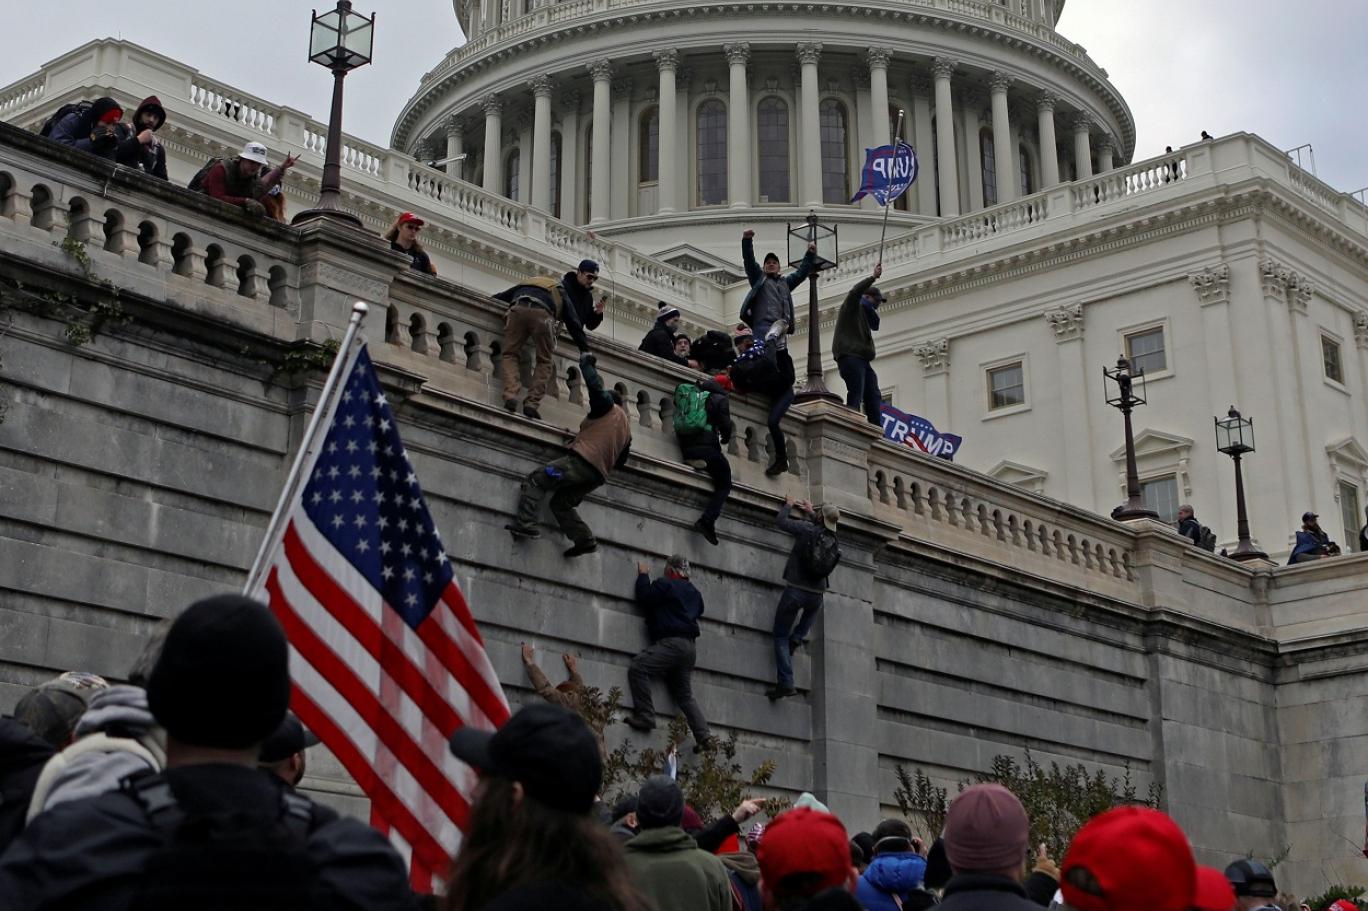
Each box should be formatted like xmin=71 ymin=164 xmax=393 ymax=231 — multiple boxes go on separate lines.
xmin=673 ymin=383 xmax=711 ymax=435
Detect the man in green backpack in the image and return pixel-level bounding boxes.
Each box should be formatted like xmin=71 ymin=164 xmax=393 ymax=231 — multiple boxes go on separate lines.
xmin=673 ymin=374 xmax=735 ymax=546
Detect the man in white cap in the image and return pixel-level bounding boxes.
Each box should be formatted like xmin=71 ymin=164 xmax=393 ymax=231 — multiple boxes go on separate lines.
xmin=199 ymin=141 xmax=297 ymax=216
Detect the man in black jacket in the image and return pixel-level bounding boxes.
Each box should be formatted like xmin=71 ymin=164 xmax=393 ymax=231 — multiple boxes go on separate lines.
xmin=1176 ymin=504 xmax=1203 ymax=547
xmin=114 ymin=96 xmax=169 ymax=180
xmin=624 ymin=556 xmax=712 ymax=752
xmin=676 ymin=374 xmax=735 ymax=546
xmin=769 ymin=497 xmax=838 ymax=700
xmin=640 ymin=303 xmax=688 ymax=365
xmin=935 ymin=784 xmax=1039 ymax=911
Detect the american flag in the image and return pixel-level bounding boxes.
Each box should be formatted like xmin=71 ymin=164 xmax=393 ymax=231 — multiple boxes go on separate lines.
xmin=248 ymin=342 xmax=509 ymax=891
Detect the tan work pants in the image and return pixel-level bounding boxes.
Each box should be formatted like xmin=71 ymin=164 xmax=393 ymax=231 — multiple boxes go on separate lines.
xmin=500 ymin=304 xmax=556 ymax=408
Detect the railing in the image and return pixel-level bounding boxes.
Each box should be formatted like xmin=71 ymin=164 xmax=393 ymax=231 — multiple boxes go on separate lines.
xmin=1285 ymin=159 xmax=1341 ymax=215
xmin=941 ymin=194 xmax=1048 ymax=248
xmin=188 ymin=77 xmax=277 ymax=137
xmin=302 ymin=125 xmax=387 ymax=178
xmin=0 ymin=76 xmax=45 ymax=120
xmin=1072 ymin=152 xmax=1185 ymax=210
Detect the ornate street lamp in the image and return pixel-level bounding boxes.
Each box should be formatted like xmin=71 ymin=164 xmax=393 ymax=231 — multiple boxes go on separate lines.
xmin=1103 ymin=356 xmax=1159 ymax=520
xmin=789 ymin=211 xmax=841 ymax=404
xmin=293 ymin=0 xmax=375 ymax=227
xmin=1214 ymin=406 xmax=1267 ymax=562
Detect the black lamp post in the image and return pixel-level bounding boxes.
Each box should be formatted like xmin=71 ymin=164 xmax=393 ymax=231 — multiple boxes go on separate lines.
xmin=293 ymin=0 xmax=375 ymax=227
xmin=1103 ymin=356 xmax=1159 ymax=520
xmin=789 ymin=211 xmax=841 ymax=404
xmin=1214 ymin=406 xmax=1267 ymax=562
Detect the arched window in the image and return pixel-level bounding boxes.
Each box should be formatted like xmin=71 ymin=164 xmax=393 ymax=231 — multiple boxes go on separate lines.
xmin=696 ymin=99 xmax=727 ymax=206
xmin=639 ymin=106 xmax=659 ymax=183
xmin=1018 ymin=143 xmax=1033 ymax=196
xmin=980 ymin=128 xmax=997 ymax=206
xmin=504 ymin=148 xmax=521 ymax=201
xmin=757 ymin=97 xmax=790 ymax=203
xmin=819 ymin=99 xmax=849 ymax=204
xmin=889 ymin=104 xmax=909 ymax=210
xmin=549 ymin=131 xmax=562 ymax=218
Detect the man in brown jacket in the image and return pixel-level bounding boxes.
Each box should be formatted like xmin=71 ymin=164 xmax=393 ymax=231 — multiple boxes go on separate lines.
xmin=506 ymin=352 xmax=631 ymax=557
xmin=519 ymin=643 xmax=607 ymax=762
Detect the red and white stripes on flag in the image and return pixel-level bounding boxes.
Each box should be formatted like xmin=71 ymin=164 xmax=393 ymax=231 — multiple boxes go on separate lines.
xmin=247 ymin=342 xmax=510 ymax=892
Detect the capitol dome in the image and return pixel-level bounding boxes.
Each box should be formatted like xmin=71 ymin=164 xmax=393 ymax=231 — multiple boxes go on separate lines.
xmin=391 ymin=0 xmax=1133 ymax=265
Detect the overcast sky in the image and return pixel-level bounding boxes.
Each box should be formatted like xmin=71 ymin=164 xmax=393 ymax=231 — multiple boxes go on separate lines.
xmin=4 ymin=0 xmax=1365 ymax=192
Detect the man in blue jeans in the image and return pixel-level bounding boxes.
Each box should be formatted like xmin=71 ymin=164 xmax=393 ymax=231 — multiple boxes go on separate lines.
xmin=831 ymin=263 xmax=885 ymax=426
xmin=768 ymin=496 xmax=839 ymax=700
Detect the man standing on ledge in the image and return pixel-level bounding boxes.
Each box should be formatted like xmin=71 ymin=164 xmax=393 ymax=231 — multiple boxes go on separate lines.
xmin=494 ymin=259 xmax=600 ymax=420
xmin=832 ymin=263 xmax=886 ymax=426
xmin=769 ymin=496 xmax=840 ymax=700
xmin=625 ymin=555 xmax=712 ymax=752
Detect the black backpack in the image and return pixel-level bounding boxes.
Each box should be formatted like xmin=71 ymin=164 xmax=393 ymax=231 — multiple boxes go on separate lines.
xmin=188 ymin=157 xmax=225 ymax=193
xmin=1198 ymin=526 xmax=1217 ymax=552
xmin=125 ymin=773 xmax=321 ymax=910
xmin=38 ymin=101 xmax=91 ymax=138
xmin=800 ymin=528 xmax=842 ymax=578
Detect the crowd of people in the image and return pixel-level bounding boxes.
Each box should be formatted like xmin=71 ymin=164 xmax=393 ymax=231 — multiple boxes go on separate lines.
xmin=0 ymin=602 xmax=1331 ymax=911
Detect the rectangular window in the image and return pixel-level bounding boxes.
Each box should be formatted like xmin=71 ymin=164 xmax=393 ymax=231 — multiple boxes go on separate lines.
xmin=1323 ymin=336 xmax=1344 ymax=384
xmin=988 ymin=362 xmax=1025 ymax=410
xmin=1140 ymin=475 xmax=1180 ymax=524
xmin=1341 ymin=481 xmax=1362 ymax=552
xmin=1125 ymin=326 xmax=1166 ymax=375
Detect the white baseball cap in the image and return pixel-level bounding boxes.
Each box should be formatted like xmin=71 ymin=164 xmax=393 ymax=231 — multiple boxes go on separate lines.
xmin=240 ymin=141 xmax=270 ymax=165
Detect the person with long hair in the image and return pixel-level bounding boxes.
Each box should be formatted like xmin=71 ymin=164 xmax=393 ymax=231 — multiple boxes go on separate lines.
xmin=384 ymin=212 xmax=437 ymax=275
xmin=445 ymin=703 xmax=651 ymax=911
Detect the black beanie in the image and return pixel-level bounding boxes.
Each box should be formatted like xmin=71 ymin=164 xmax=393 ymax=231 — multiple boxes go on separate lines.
xmin=147 ymin=595 xmax=290 ymax=749
xmin=636 ymin=775 xmax=685 ymax=829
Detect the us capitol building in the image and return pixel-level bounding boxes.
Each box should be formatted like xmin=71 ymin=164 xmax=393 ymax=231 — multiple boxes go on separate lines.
xmin=2 ymin=0 xmax=1366 ymax=560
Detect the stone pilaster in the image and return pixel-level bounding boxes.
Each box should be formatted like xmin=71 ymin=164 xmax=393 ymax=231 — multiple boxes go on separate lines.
xmin=1188 ymin=263 xmax=1231 ymax=306
xmin=1043 ymin=302 xmax=1084 ymax=342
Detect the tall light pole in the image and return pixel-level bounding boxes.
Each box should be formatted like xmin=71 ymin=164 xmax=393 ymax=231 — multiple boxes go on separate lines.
xmin=293 ymin=0 xmax=375 ymax=227
xmin=1103 ymin=356 xmax=1159 ymax=520
xmin=790 ymin=211 xmax=842 ymax=404
xmin=1214 ymin=406 xmax=1267 ymax=561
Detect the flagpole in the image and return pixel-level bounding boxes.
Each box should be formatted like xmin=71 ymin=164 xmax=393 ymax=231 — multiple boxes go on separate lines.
xmin=876 ymin=109 xmax=905 ymax=267
xmin=244 ymin=301 xmax=370 ymax=596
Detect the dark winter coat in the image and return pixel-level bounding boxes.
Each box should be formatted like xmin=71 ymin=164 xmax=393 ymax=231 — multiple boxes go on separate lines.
xmin=1359 ymin=522 xmax=1367 ymax=553
xmin=566 ymin=271 xmax=603 ymax=333
xmin=1176 ymin=515 xmax=1203 ymax=547
xmin=831 ymin=276 xmax=880 ymax=362
xmin=640 ymin=317 xmax=687 ymax=364
xmin=47 ymin=97 xmax=123 ymax=160
xmin=691 ymin=331 xmax=736 ymax=373
xmin=777 ymin=503 xmax=830 ymax=592
xmin=634 ymin=573 xmax=705 ymax=641
xmin=857 ymin=852 xmax=930 ymax=911
xmin=391 ymin=241 xmax=436 ymax=275
xmin=624 ymin=826 xmax=733 ymax=911
xmin=1289 ymin=528 xmax=1334 ymax=564
xmin=113 ymin=96 xmax=168 ymax=180
xmin=739 ymin=236 xmax=815 ymax=338
xmin=936 ymin=873 xmax=1041 ymax=911
xmin=0 ymin=718 xmax=55 ymax=856
xmin=676 ymin=378 xmax=734 ymax=452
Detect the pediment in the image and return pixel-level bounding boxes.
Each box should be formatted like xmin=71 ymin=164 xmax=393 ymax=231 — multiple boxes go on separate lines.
xmin=988 ymin=460 xmax=1048 ymax=483
xmin=1110 ymin=429 xmax=1193 ymax=464
xmin=1326 ymin=437 xmax=1368 ymax=470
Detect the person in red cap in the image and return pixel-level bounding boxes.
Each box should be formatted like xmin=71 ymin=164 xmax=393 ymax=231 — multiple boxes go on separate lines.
xmin=1060 ymin=805 xmax=1198 ymax=911
xmin=1193 ymin=866 xmax=1236 ymax=911
xmin=937 ymin=783 xmax=1039 ymax=911
xmin=755 ymin=807 xmax=859 ymax=909
xmin=384 ymin=212 xmax=437 ymax=275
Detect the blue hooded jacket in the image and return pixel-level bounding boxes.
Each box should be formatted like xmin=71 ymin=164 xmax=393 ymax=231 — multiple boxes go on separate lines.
xmin=857 ymin=852 xmax=929 ymax=911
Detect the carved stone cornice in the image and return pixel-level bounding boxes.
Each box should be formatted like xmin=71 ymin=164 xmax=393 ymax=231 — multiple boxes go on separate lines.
xmin=988 ymin=71 xmax=1014 ymax=94
xmin=1035 ymin=91 xmax=1058 ymax=113
xmin=912 ymin=338 xmax=950 ymax=375
xmin=653 ymin=49 xmax=679 ymax=73
xmin=444 ymin=114 xmax=467 ymax=138
xmin=930 ymin=57 xmax=958 ymax=80
xmin=1095 ymin=135 xmax=1114 ymax=155
xmin=795 ymin=43 xmax=823 ymax=66
xmin=1188 ymin=263 xmax=1230 ymax=306
xmin=1260 ymin=258 xmax=1313 ymax=313
xmin=723 ymin=43 xmax=751 ymax=67
xmin=1071 ymin=113 xmax=1095 ymax=133
xmin=1042 ymin=303 xmax=1084 ymax=342
xmin=587 ymin=59 xmax=614 ymax=82
xmin=530 ymin=74 xmax=555 ymax=98
xmin=480 ymin=95 xmax=503 ymax=117
xmin=1354 ymin=311 xmax=1368 ymax=350
xmin=866 ymin=47 xmax=893 ymax=70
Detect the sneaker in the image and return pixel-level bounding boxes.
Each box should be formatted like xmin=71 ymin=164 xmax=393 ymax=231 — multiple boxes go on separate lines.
xmin=503 ymin=399 xmax=518 ymax=413
xmin=564 ymin=541 xmax=598 ymax=558
xmin=694 ymin=519 xmax=719 ymax=546
xmin=764 ymin=459 xmax=789 ymax=477
xmin=692 ymin=736 xmax=715 ymax=754
xmin=505 ymin=523 xmax=541 ymax=541
xmin=686 ymin=459 xmax=708 ymax=471
xmin=766 ymin=686 xmax=798 ymax=701
xmin=623 ymin=712 xmax=655 ymax=733
xmin=522 ymin=405 xmax=542 ymax=420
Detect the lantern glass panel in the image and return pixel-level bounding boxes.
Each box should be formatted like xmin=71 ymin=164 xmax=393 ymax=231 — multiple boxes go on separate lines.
xmin=310 ymin=12 xmax=341 ymax=57
xmin=343 ymin=19 xmax=373 ymax=61
xmin=787 ymin=219 xmax=838 ymax=271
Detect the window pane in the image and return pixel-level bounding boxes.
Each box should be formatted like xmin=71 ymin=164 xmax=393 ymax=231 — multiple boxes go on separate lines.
xmin=1126 ymin=327 xmax=1166 ymax=374
xmin=1323 ymin=337 xmax=1343 ymax=383
xmin=1341 ymin=482 xmax=1362 ymax=552
xmin=988 ymin=363 xmax=1025 ymax=410
xmin=1018 ymin=145 xmax=1032 ymax=195
xmin=639 ymin=107 xmax=659 ymax=183
xmin=981 ymin=130 xmax=997 ymax=206
xmin=697 ymin=100 xmax=727 ymax=206
xmin=757 ymin=98 xmax=790 ymax=203
xmin=819 ymin=99 xmax=848 ymax=204
xmin=1140 ymin=476 xmax=1180 ymax=524
xmin=504 ymin=150 xmax=520 ymax=201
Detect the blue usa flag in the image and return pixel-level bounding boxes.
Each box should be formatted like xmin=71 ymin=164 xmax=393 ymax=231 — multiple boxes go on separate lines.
xmin=851 ymin=141 xmax=918 ymax=205
xmin=880 ymin=403 xmax=962 ymax=461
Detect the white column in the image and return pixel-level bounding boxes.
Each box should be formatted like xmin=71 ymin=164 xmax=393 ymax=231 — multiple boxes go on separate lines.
xmin=444 ymin=116 xmax=465 ymax=179
xmin=1097 ymin=135 xmax=1114 ymax=172
xmin=559 ymin=92 xmax=580 ymax=222
xmin=989 ymin=71 xmax=1016 ymax=204
xmin=961 ymin=94 xmax=983 ymax=211
xmin=1036 ymin=92 xmax=1060 ymax=187
xmin=481 ymin=95 xmax=503 ymax=194
xmin=797 ymin=42 xmax=823 ymax=208
xmin=530 ymin=75 xmax=554 ymax=211
xmin=1072 ymin=113 xmax=1094 ymax=180
xmin=654 ymin=50 xmax=679 ymax=214
xmin=588 ymin=59 xmax=612 ymax=224
xmin=910 ymin=77 xmax=936 ymax=216
xmin=867 ymin=48 xmax=892 ymax=148
xmin=931 ymin=56 xmax=959 ymax=217
xmin=724 ymin=43 xmax=751 ymax=208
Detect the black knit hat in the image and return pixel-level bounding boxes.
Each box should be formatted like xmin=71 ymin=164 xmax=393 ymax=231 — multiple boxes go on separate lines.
xmin=657 ymin=301 xmax=681 ymax=322
xmin=147 ymin=595 xmax=290 ymax=749
xmin=636 ymin=775 xmax=685 ymax=829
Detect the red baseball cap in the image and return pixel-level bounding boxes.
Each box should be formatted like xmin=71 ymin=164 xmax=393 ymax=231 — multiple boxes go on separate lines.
xmin=398 ymin=212 xmax=424 ymax=227
xmin=1193 ymin=866 xmax=1236 ymax=911
xmin=1328 ymin=901 xmax=1360 ymax=911
xmin=1060 ymin=807 xmax=1196 ymax=911
xmin=757 ymin=808 xmax=852 ymax=899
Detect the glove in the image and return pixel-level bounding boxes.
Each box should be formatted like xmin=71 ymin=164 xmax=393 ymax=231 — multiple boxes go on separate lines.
xmin=243 ymin=199 xmax=267 ymax=217
xmin=579 ymin=351 xmax=596 ymax=367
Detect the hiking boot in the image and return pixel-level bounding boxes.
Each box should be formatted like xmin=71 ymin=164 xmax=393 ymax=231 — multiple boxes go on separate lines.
xmin=764 ymin=458 xmax=789 ymax=477
xmin=522 ymin=405 xmax=542 ymax=420
xmin=623 ymin=712 xmax=655 ymax=733
xmin=505 ymin=523 xmax=541 ymax=542
xmin=693 ymin=736 xmax=715 ymax=754
xmin=694 ymin=519 xmax=719 ymax=546
xmin=766 ymin=685 xmax=798 ymax=701
xmin=564 ymin=541 xmax=598 ymax=558
xmin=503 ymin=399 xmax=519 ymax=413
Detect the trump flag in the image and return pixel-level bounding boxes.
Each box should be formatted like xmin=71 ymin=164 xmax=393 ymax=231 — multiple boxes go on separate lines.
xmin=850 ymin=141 xmax=918 ymax=205
xmin=880 ymin=403 xmax=962 ymax=461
